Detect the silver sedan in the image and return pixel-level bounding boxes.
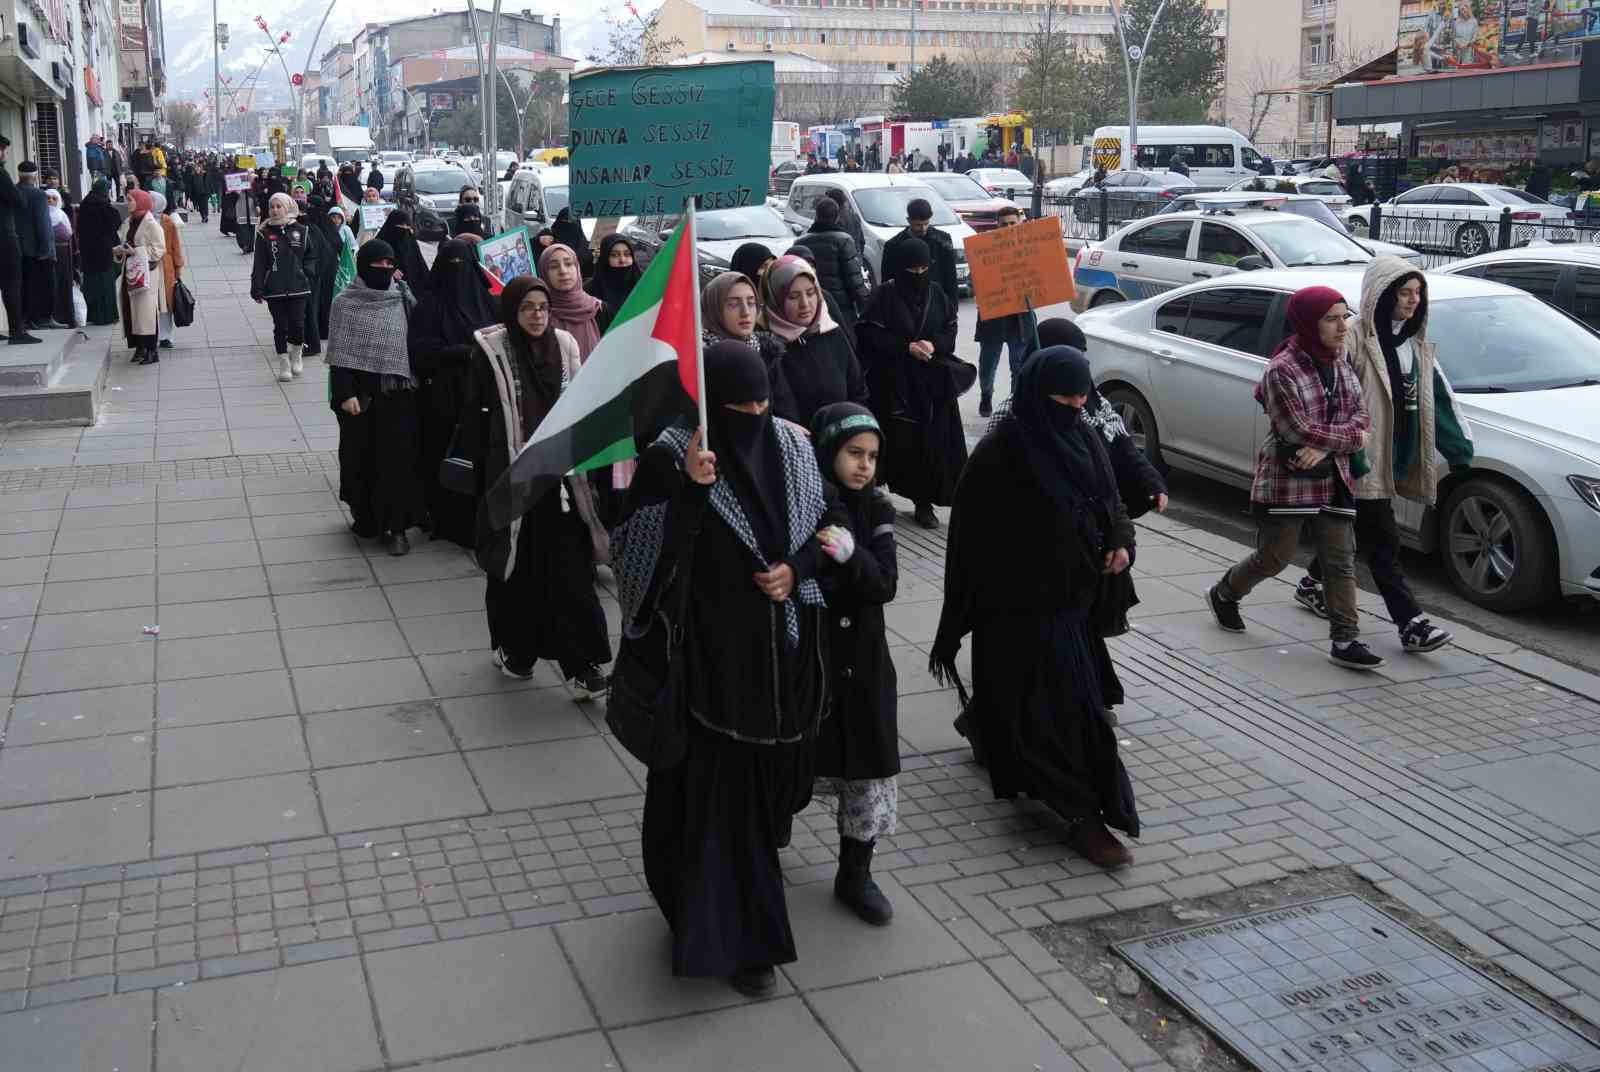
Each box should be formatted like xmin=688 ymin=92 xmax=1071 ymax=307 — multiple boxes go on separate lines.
xmin=1075 ymin=267 xmax=1600 ymax=611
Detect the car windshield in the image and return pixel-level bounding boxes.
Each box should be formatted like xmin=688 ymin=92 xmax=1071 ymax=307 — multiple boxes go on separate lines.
xmin=542 ymin=185 xmax=570 ymax=217
xmin=1277 ymin=199 xmax=1345 ymax=231
xmin=920 ymin=174 xmax=990 ymax=200
xmin=696 ymin=206 xmax=791 ymax=240
xmin=1429 ymin=294 xmax=1600 ymax=391
xmin=852 ymin=186 xmax=960 ymax=226
xmin=977 ymin=169 xmax=1030 ymax=185
xmin=381 ymin=152 xmax=410 ymax=163
xmin=412 ymin=170 xmax=467 ymax=195
xmin=1250 ymin=219 xmax=1369 ymax=266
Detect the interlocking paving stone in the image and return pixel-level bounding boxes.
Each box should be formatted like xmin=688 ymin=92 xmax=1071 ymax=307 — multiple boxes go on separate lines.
xmin=609 ymin=996 xmax=851 ymax=1072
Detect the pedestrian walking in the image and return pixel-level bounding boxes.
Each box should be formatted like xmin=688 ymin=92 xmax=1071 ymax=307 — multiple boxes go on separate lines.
xmin=701 ymin=270 xmax=797 ymax=420
xmin=759 ymin=255 xmax=866 ymax=428
xmin=795 ymin=197 xmax=870 ymax=331
xmin=375 ymin=209 xmax=430 ymax=292
xmin=880 ymin=199 xmax=959 ymax=307
xmin=550 ymin=209 xmax=593 ymax=279
xmin=974 ymin=206 xmax=1035 ymax=417
xmin=77 ymin=179 xmax=122 ymax=326
xmin=931 ymin=346 xmax=1140 ymax=869
xmin=326 ymin=239 xmax=426 ymax=556
xmin=809 ymin=402 xmax=901 ymax=926
xmin=408 ymin=239 xmax=498 ymax=549
xmin=1207 ymin=286 xmax=1383 ymax=670
xmin=298 ymin=199 xmax=334 ymax=358
xmin=584 ymin=234 xmax=641 ymax=309
xmin=856 ymin=237 xmax=970 ymax=530
xmin=250 ymin=192 xmax=315 ymax=382
xmin=621 ymin=340 xmax=837 ymax=997
xmin=457 ymin=275 xmax=612 ymax=691
xmin=1292 ymin=260 xmax=1472 ymax=652
xmin=151 ymin=193 xmax=184 ymax=350
xmin=731 ymin=242 xmax=775 ymax=288
xmin=115 ymin=189 xmax=166 ymax=365
xmin=824 ymin=189 xmax=867 ymax=262
xmin=1035 ymin=319 xmax=1168 ymax=518
xmin=315 ymin=203 xmax=356 ymax=344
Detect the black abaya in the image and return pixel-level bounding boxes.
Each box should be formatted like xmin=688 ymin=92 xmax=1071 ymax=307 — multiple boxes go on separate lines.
xmin=331 ymin=368 xmax=426 ymax=538
xmin=483 ymin=491 xmax=610 ymax=675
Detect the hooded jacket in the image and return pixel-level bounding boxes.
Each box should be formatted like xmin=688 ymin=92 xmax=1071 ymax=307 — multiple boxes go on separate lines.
xmin=794 ymin=222 xmax=870 ymax=325
xmin=249 ymin=221 xmax=315 ymax=300
xmin=1348 ymin=256 xmax=1473 ymax=504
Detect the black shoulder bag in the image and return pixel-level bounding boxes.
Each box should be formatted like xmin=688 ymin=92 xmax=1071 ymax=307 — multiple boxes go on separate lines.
xmin=605 ymin=546 xmax=694 ymax=773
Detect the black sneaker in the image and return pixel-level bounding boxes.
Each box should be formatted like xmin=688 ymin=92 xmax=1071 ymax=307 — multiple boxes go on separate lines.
xmin=1294 ymin=577 xmax=1329 ymax=619
xmin=568 ymin=665 xmax=609 ymax=701
xmin=913 ymin=503 xmax=940 ymax=529
xmin=1400 ymin=617 xmax=1452 ymax=653
xmin=727 ymin=964 xmax=776 ymax=998
xmin=1330 ymin=641 xmax=1385 ymax=671
xmin=158 ymin=339 xmax=173 ymax=349
xmin=1207 ymin=583 xmax=1246 ymax=633
xmin=7 ymin=333 xmax=42 ymax=345
xmin=978 ymin=393 xmax=993 ymax=418
xmin=492 ymin=648 xmax=535 ymax=680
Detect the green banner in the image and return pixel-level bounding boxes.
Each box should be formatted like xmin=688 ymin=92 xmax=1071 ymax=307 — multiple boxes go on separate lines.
xmin=567 ymin=61 xmax=776 ymax=218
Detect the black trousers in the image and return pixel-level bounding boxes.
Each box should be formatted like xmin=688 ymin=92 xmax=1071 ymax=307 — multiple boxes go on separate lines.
xmin=0 ymin=238 xmax=21 ymax=337
xmin=1308 ymin=497 xmax=1422 ymax=628
xmin=21 ymin=255 xmax=53 ymax=324
xmin=266 ymin=295 xmax=306 ymax=353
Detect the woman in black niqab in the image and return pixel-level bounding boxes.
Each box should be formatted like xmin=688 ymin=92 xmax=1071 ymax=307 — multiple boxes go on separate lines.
xmin=550 ymin=208 xmax=593 ymax=278
xmin=930 ymin=345 xmax=1141 ymax=870
xmin=585 ymin=234 xmax=643 ymax=308
xmin=376 ymin=209 xmax=430 ymax=292
xmin=731 ymin=242 xmax=775 ymax=287
xmin=408 ymin=239 xmax=500 ymax=547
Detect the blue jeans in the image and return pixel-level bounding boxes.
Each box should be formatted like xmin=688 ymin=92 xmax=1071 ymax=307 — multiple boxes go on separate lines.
xmin=977 ymin=336 xmax=1029 ymax=398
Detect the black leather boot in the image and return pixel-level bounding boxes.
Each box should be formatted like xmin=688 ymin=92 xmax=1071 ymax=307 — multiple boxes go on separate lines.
xmin=834 ymin=837 xmax=893 ymax=926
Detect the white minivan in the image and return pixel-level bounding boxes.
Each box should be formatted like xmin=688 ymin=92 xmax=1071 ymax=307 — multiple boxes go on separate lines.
xmin=1088 ymin=125 xmax=1264 ymax=187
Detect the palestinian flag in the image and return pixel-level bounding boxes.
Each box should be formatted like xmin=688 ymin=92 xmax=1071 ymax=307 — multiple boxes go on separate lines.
xmin=482 ymin=214 xmax=702 ymax=531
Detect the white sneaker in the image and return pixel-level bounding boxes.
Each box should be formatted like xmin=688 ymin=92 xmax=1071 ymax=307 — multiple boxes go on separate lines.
xmin=276 ymin=354 xmax=293 ymax=382
xmin=289 ymin=344 xmax=304 ymax=376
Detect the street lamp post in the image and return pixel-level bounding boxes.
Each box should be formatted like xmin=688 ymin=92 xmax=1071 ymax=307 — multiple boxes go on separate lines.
xmin=1107 ymin=0 xmax=1169 ymax=172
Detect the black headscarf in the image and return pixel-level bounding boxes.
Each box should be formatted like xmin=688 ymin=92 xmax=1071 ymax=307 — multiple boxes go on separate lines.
xmin=811 ymin=401 xmax=882 ymax=518
xmin=356 ymin=239 xmax=397 ymax=292
xmin=705 ymin=340 xmax=787 ymax=561
xmin=895 ymin=235 xmax=932 ymax=300
xmin=1010 ymin=346 xmax=1117 ymax=517
xmin=428 ymin=239 xmax=498 ymax=345
xmin=550 ymin=209 xmax=593 ymax=278
xmin=1373 ymin=270 xmax=1427 ymax=415
xmin=586 ymin=234 xmax=642 ymax=308
xmin=451 ymin=201 xmax=487 ymax=238
xmin=501 ymin=275 xmax=563 ymax=437
xmin=376 ymin=209 xmax=429 ymax=291
xmin=731 ymin=242 xmax=775 ymax=287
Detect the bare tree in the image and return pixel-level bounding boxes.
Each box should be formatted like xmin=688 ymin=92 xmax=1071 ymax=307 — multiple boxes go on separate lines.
xmin=781 ymin=63 xmax=889 ymax=129
xmin=1225 ymin=57 xmax=1299 ymax=144
xmin=165 ymin=100 xmax=205 ymax=149
xmin=587 ymin=3 xmax=685 ymax=66
xmin=959 ymin=48 xmax=1015 ymax=114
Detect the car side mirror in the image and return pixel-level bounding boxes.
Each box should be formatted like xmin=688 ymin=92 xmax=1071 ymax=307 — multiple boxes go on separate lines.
xmin=1234 ymin=255 xmax=1268 ymax=272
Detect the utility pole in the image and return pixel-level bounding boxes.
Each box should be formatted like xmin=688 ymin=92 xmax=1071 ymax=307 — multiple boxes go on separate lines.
xmin=909 ymin=0 xmax=917 ymax=75
xmin=1107 ymin=0 xmax=1169 ymax=172
xmin=1031 ymin=1 xmax=1054 ymax=218
xmin=485 ymin=0 xmax=503 ymax=220
xmin=212 ymin=0 xmax=223 ymax=146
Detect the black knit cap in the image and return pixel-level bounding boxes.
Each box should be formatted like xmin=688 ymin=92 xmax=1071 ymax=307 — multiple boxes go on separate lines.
xmin=705 ymin=339 xmax=769 ymax=406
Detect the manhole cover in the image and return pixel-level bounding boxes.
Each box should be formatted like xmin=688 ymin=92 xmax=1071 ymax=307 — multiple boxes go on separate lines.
xmin=1114 ymin=894 xmax=1600 ymax=1072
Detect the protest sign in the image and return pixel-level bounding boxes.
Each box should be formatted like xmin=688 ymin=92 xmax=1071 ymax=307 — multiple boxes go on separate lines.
xmin=965 ymin=217 xmax=1074 ymax=321
xmin=566 ymin=60 xmax=775 ymax=219
xmin=357 ymin=202 xmax=395 ymax=237
xmin=477 ymin=226 xmax=535 ymax=288
xmin=224 ymin=171 xmax=252 ymax=194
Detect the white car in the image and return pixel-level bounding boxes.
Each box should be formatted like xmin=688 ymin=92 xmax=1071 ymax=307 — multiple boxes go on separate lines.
xmin=1044 ymin=170 xmax=1096 ymax=197
xmin=1434 ymin=243 xmax=1600 ymax=331
xmin=1225 ymin=173 xmax=1349 ymax=203
xmin=1076 ymin=267 xmax=1600 ymax=610
xmin=1070 ymin=207 xmax=1372 ymax=311
xmin=621 ymin=204 xmax=795 ymax=283
xmin=782 ymin=173 xmax=978 ymax=292
xmin=1159 ymin=193 xmax=1423 ymax=266
xmin=967 ymin=167 xmax=1033 ymax=199
xmin=1345 ymin=183 xmax=1574 ymax=256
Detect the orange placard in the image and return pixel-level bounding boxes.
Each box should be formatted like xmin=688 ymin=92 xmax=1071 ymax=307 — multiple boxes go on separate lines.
xmin=965 ymin=216 xmax=1074 ymax=321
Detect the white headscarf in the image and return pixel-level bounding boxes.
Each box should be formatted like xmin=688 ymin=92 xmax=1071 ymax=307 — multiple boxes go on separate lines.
xmin=44 ymin=189 xmax=71 ymax=234
xmin=148 ymin=191 xmax=167 ymax=215
xmin=267 ymin=192 xmax=297 ymax=225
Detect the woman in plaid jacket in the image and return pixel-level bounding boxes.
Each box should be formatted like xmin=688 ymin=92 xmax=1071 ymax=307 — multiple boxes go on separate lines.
xmin=1208 ymin=285 xmax=1384 ymax=671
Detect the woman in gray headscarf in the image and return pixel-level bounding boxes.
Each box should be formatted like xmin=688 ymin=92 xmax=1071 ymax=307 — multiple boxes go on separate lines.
xmin=325 ymin=239 xmax=426 ymax=556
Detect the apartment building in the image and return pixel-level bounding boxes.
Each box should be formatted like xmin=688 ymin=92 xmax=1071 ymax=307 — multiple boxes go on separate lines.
xmin=654 ymin=0 xmax=1224 ymax=73
xmin=384 ymin=43 xmax=575 ymax=148
xmin=319 ymin=43 xmax=356 ymax=128
xmin=1221 ymin=0 xmax=1399 ymax=157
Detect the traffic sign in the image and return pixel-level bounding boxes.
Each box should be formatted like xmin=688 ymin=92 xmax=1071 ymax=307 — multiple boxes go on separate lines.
xmin=291 ymin=73 xmax=303 ymax=86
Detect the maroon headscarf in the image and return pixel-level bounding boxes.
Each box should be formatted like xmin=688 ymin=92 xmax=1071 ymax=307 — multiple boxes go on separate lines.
xmin=1284 ymin=285 xmax=1348 ymax=365
xmin=537 ymin=243 xmax=603 ymax=358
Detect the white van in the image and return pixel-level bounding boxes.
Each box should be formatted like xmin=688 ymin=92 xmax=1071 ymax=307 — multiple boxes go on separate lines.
xmin=1088 ymin=125 xmax=1263 ymax=186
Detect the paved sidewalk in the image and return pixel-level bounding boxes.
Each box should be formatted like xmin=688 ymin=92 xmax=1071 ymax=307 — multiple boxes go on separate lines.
xmin=0 ymin=222 xmax=1597 ymax=1071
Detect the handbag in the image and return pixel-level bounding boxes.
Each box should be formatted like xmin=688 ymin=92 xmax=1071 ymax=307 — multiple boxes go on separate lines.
xmin=437 ymin=426 xmax=477 ymax=497
xmin=171 ymin=278 xmax=196 ymax=328
xmin=606 ymin=560 xmax=694 ymax=772
xmin=124 ymin=248 xmax=149 ymax=292
xmin=71 ymin=284 xmax=87 ymax=327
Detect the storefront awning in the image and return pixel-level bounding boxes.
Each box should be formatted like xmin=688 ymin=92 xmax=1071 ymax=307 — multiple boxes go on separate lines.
xmin=1334 ymin=60 xmax=1581 ymax=126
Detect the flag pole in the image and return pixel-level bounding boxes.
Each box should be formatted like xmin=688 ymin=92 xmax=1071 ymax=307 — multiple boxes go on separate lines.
xmin=687 ymin=195 xmax=709 ymax=447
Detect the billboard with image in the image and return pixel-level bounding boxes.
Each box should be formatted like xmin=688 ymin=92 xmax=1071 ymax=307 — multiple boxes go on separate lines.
xmin=1397 ymin=1 xmax=1600 ymax=77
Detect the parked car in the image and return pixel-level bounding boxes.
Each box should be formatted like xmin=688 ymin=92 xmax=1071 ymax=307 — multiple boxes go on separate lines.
xmin=769 ymin=158 xmax=806 ymax=196
xmin=1345 ymin=183 xmax=1575 ymax=256
xmin=1224 ymin=173 xmax=1349 ymax=202
xmin=1043 ymin=170 xmax=1096 ymax=197
xmin=501 ymin=166 xmax=599 ymax=248
xmin=1076 ymin=267 xmax=1600 ymax=610
xmin=1069 ymin=207 xmax=1372 ymax=311
xmin=622 ymin=204 xmax=796 ymax=283
xmin=915 ymin=172 xmax=1024 ymax=231
xmin=1435 ymin=243 xmax=1600 ymax=331
xmin=783 ymin=173 xmax=976 ymax=292
xmin=966 ymin=167 xmax=1033 ymax=200
xmin=1159 ymin=192 xmax=1422 ymax=265
xmin=1067 ymin=170 xmax=1197 ymax=224
xmin=299 ymin=154 xmax=336 ymax=175
xmin=392 ymin=163 xmax=473 ymax=241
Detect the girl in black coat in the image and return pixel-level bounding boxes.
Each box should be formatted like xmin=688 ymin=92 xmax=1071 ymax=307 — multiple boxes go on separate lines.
xmin=408 ymin=239 xmax=499 ymax=549
xmin=930 ymin=347 xmax=1140 ymax=871
xmin=810 ymin=402 xmax=901 ymax=927
xmin=856 ymin=236 xmax=970 ymax=529
xmin=759 ymin=255 xmax=868 ymax=426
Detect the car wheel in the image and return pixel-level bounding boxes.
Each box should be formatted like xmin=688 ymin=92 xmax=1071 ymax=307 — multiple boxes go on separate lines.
xmin=1439 ymin=478 xmax=1557 ymax=612
xmin=1347 ymin=216 xmax=1369 ymax=237
xmin=1089 ymin=290 xmax=1124 ymax=308
xmin=1455 ymin=222 xmax=1489 ymax=257
xmin=1103 ymin=386 xmax=1164 ymax=470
